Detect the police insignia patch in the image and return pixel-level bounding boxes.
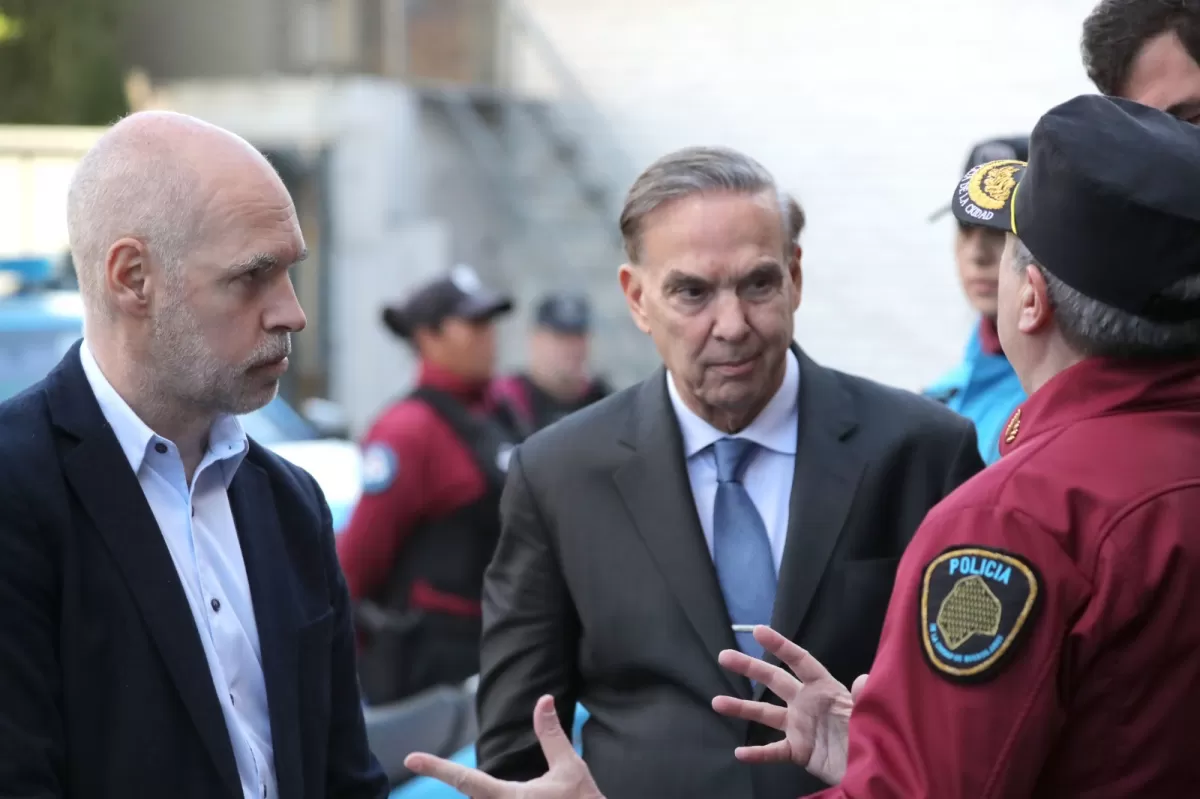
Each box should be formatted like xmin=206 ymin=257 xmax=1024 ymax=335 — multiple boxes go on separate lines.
xmin=361 ymin=443 xmax=398 ymax=495
xmin=919 ymin=546 xmax=1040 ymax=683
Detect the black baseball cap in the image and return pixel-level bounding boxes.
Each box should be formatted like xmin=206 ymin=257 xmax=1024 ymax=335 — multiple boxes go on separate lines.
xmin=929 ymin=135 xmax=1030 ymax=223
xmin=382 ymin=264 xmax=513 ymax=338
xmin=950 ymin=94 xmax=1200 ymax=323
xmin=534 ymin=292 xmax=592 ymax=335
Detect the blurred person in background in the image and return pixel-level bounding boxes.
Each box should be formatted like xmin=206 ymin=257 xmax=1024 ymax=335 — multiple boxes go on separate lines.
xmin=0 ymin=111 xmax=386 ymax=798
xmin=1083 ymin=0 xmax=1200 ymax=118
xmin=472 ymin=146 xmax=983 ymax=799
xmin=923 ymin=137 xmax=1030 ymax=464
xmin=489 ymin=291 xmax=612 ymax=439
xmin=337 ymin=265 xmax=519 ymax=705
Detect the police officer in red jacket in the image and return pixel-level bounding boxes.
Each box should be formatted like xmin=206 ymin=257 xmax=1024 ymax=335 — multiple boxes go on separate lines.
xmin=338 ymin=265 xmax=518 ymax=705
xmin=398 ymin=94 xmax=1200 ymax=799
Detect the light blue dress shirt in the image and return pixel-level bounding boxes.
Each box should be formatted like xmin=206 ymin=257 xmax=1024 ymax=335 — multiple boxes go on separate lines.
xmin=666 ymin=349 xmax=800 ymax=573
xmin=80 ymin=342 xmax=277 ymax=799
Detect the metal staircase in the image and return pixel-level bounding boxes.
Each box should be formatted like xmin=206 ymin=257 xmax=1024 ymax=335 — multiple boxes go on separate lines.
xmin=403 ymin=0 xmax=655 ymax=388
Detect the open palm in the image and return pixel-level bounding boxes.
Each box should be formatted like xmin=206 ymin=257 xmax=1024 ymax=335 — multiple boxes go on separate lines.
xmin=711 ymin=625 xmax=860 ymax=786
xmin=404 ymin=695 xmax=605 ymax=799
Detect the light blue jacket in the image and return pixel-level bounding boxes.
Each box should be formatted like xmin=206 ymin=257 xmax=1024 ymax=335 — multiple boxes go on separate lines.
xmin=923 ymin=322 xmax=1026 ymax=464
xmin=390 ymin=705 xmax=591 ymax=798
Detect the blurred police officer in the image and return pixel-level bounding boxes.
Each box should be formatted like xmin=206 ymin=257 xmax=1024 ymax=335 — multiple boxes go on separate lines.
xmin=924 ymin=137 xmax=1030 ymax=464
xmin=337 ymin=265 xmax=519 ymax=705
xmin=401 ymin=92 xmax=1200 ymax=799
xmin=490 ymin=292 xmax=611 ymax=439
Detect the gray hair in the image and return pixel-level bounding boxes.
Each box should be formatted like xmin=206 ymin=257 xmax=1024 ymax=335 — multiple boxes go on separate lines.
xmin=1011 ymin=238 xmax=1200 ymax=358
xmin=67 ymin=116 xmax=207 ymax=320
xmin=619 ymin=146 xmax=788 ymax=263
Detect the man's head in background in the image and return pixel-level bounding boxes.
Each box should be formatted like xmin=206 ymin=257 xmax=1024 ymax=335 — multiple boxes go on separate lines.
xmin=618 ymin=145 xmax=801 ymax=434
xmin=67 ymin=111 xmax=308 ymax=433
xmin=949 ymin=95 xmax=1200 ymax=396
xmin=1083 ymin=0 xmax=1200 ymax=118
xmin=527 ymin=292 xmax=595 ymax=401
xmin=935 ymin=137 xmax=1030 ymax=321
xmin=382 ymin=265 xmax=512 ymax=382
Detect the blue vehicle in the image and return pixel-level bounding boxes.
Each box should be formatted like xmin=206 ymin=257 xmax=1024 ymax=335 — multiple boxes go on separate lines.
xmin=0 ymin=256 xmax=362 ymax=531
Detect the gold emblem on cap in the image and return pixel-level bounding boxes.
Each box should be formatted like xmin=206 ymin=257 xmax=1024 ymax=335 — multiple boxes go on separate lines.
xmin=967 ymin=160 xmax=1023 ymax=211
xmin=1004 ymin=408 xmax=1022 ymax=444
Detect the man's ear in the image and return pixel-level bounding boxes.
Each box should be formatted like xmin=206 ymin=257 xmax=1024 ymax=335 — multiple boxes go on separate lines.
xmin=1018 ymin=264 xmax=1054 ymax=334
xmin=789 ymin=245 xmax=803 ymax=311
xmin=618 ymin=264 xmax=652 ymax=335
xmin=104 ymin=237 xmax=153 ymax=318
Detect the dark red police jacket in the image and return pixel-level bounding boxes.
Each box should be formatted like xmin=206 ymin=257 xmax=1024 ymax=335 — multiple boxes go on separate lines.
xmin=336 ymin=361 xmax=496 ymax=615
xmin=816 ymin=358 xmax=1200 ymax=798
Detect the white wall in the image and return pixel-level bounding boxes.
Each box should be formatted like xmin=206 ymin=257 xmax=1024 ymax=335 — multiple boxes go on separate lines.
xmin=518 ymin=0 xmax=1101 ymax=390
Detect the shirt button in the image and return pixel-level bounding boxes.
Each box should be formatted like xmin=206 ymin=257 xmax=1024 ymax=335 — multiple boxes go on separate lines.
xmin=154 ymin=442 xmax=168 ymax=454
xmin=211 ymin=598 xmax=221 ymax=613
xmin=230 ymin=693 xmax=236 ymax=706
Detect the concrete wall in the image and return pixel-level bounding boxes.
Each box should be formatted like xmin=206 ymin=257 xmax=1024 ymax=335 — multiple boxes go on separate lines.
xmin=514 ymin=0 xmax=1102 ymax=390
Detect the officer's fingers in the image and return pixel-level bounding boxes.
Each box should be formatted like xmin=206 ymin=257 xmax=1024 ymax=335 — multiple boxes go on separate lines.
xmin=718 ymin=648 xmax=802 ymax=701
xmin=711 ymin=694 xmax=788 ymax=730
xmin=733 ymin=739 xmax=795 ymax=765
xmin=532 ymin=694 xmax=577 ymax=766
xmin=850 ymin=674 xmax=869 ymax=702
xmin=404 ymin=753 xmax=508 ymax=799
xmin=754 ymin=625 xmax=834 ymax=687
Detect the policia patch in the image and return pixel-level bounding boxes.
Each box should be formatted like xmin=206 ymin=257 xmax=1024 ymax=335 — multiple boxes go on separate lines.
xmin=919 ymin=547 xmax=1040 ymax=683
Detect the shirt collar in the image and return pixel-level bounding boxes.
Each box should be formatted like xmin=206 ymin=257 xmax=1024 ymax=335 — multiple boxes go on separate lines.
xmin=998 ymin=356 xmax=1200 ymax=457
xmin=667 ymin=348 xmax=800 ymax=458
xmin=79 ymin=340 xmax=249 ymax=486
xmin=976 ymin=316 xmax=1005 ymax=356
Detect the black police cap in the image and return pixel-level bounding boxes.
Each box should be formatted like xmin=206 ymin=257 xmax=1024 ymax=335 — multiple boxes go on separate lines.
xmin=534 ymin=292 xmax=591 ymax=334
xmin=382 ymin=265 xmax=513 ymax=338
xmin=951 ymin=94 xmax=1200 ymax=323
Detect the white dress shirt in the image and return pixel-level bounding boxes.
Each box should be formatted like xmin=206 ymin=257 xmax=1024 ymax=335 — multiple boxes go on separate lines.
xmin=80 ymin=342 xmax=276 ymax=799
xmin=667 ymin=350 xmax=800 ymax=573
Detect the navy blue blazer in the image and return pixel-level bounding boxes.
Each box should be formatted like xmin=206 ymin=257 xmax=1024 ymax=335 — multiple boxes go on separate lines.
xmin=0 ymin=343 xmax=387 ymax=799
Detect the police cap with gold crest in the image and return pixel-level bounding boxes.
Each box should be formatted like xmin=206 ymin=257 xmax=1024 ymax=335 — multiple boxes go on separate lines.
xmin=951 ymin=93 xmax=1200 ymax=323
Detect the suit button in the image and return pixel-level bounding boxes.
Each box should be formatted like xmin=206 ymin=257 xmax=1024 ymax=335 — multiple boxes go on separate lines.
xmin=211 ymin=598 xmax=221 ymax=613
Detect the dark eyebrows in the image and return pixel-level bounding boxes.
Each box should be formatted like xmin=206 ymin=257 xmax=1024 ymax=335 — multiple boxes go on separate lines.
xmin=661 ymin=269 xmax=710 ymax=292
xmin=741 ymin=262 xmax=784 ymax=283
xmin=1165 ymin=100 xmax=1200 ymax=121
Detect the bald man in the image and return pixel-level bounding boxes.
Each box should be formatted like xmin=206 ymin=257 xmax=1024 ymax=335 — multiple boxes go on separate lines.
xmin=0 ymin=112 xmax=388 ymax=798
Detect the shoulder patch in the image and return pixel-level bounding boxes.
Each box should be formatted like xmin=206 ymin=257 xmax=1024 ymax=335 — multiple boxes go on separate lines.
xmin=360 ymin=443 xmax=399 ymax=495
xmin=919 ymin=546 xmax=1041 ymax=684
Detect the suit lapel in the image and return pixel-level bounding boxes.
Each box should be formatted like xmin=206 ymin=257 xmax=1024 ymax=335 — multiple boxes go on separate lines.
xmin=48 ymin=346 xmax=242 ymax=798
xmin=612 ymin=372 xmax=751 ymax=699
xmin=229 ymin=458 xmax=303 ymax=799
xmin=756 ymin=348 xmax=864 ymax=701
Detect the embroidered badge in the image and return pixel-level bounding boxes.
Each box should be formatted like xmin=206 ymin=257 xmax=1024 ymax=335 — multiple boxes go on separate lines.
xmin=361 ymin=443 xmax=399 ymax=495
xmin=955 ymin=159 xmax=1025 ymax=224
xmin=919 ymin=546 xmax=1040 ymax=683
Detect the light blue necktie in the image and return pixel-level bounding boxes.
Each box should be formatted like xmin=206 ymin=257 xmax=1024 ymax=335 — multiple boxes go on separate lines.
xmin=712 ymin=437 xmax=777 ymax=661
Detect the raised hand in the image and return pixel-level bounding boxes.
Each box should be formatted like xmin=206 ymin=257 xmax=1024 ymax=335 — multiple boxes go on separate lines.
xmin=711 ymin=625 xmax=856 ymax=786
xmin=403 ymin=695 xmax=605 ymax=799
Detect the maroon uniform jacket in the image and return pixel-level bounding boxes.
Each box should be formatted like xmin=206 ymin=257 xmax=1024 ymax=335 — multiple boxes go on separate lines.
xmin=336 ymin=362 xmax=491 ymax=613
xmin=820 ymin=358 xmax=1200 ymax=797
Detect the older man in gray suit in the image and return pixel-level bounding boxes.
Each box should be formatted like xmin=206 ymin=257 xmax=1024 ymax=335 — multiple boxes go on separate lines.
xmin=464 ymin=146 xmax=983 ymax=799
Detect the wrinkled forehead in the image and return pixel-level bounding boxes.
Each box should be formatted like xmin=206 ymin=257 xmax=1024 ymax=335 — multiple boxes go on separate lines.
xmin=639 ymin=190 xmax=787 ymax=277
xmin=194 ymin=169 xmax=304 ymax=264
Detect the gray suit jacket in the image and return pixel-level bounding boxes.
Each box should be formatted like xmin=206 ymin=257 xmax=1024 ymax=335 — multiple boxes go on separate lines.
xmin=475 ymin=348 xmax=984 ymax=798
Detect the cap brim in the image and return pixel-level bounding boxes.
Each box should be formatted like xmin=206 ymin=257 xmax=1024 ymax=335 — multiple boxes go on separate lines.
xmin=951 ymin=159 xmax=1027 ymax=233
xmin=927 ymin=204 xmax=953 ymax=223
xmin=457 ymin=292 xmax=514 ymax=322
